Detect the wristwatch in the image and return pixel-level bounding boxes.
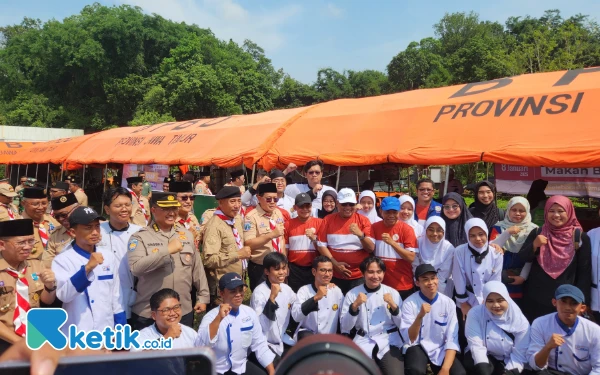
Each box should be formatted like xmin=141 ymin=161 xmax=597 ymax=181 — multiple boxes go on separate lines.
xmin=358 ymin=233 xmax=366 ymax=240
xmin=44 ymin=284 xmax=57 ymax=292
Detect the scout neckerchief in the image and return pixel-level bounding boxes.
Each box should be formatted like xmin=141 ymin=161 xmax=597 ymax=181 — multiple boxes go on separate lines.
xmin=178 ymin=216 xmax=192 ymax=229
xmin=34 ymin=221 xmax=49 ymax=249
xmin=127 ymin=189 xmax=148 ymax=225
xmin=263 ymin=212 xmax=281 ymax=253
xmin=1 ymin=203 xmax=15 ymax=220
xmin=214 ymin=209 xmax=247 ymax=270
xmin=4 ymin=264 xmax=30 ymax=337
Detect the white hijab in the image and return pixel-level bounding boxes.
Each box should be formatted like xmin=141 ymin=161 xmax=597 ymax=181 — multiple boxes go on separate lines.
xmin=398 ymin=195 xmax=424 ymax=238
xmin=418 ymin=216 xmax=454 ymax=267
xmin=357 ymin=190 xmax=382 ymax=224
xmin=481 ymin=281 xmax=529 ymax=333
xmin=465 ymin=218 xmax=489 ymax=253
xmin=496 ymin=196 xmax=538 ymax=253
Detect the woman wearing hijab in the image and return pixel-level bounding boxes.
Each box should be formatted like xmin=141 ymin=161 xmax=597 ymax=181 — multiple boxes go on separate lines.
xmin=414 ymin=216 xmax=455 ymax=297
xmin=357 ymin=190 xmax=382 ymax=224
xmin=519 ymin=195 xmax=592 ymax=322
xmin=469 ymin=181 xmax=504 ymax=232
xmin=398 ymin=195 xmax=424 ymax=239
xmin=312 ymin=190 xmax=337 ymax=219
xmin=490 ymin=197 xmax=538 ymax=305
xmin=464 ymin=281 xmax=530 ymax=375
xmin=441 ymin=192 xmax=473 ymax=247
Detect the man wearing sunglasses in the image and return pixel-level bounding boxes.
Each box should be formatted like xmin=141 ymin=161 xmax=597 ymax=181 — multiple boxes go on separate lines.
xmin=284 ymin=160 xmax=336 ymax=211
xmin=170 ymin=181 xmax=202 ymax=247
xmin=244 ymin=183 xmax=286 ymax=291
xmin=127 ymin=176 xmax=150 ymax=227
xmin=414 ymin=178 xmax=442 ymax=226
xmin=21 ymin=187 xmax=59 ymax=261
xmin=242 ymin=170 xmax=294 ymax=216
xmin=128 ymin=192 xmax=209 ymax=330
xmin=43 ymin=193 xmax=79 ymax=268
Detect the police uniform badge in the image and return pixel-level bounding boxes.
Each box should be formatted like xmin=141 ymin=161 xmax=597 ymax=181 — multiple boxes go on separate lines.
xmin=332 ymin=304 xmax=339 ymax=311
xmin=128 ymin=239 xmax=138 ymax=252
xmin=167 ymin=195 xmax=175 ymax=201
xmin=179 ymin=235 xmax=187 ymax=240
xmin=152 ymin=248 xmax=159 ymax=253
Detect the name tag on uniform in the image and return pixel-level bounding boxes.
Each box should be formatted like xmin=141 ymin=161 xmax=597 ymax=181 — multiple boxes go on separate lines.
xmin=276 ymin=218 xmax=283 ymax=224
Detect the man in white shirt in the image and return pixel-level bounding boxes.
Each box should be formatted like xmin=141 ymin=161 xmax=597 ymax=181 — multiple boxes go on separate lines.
xmin=284 ymin=160 xmax=336 ymax=210
xmin=401 ymin=264 xmax=465 ymax=375
xmin=527 ymin=284 xmax=600 ymax=375
xmin=242 ymin=170 xmax=294 ymax=214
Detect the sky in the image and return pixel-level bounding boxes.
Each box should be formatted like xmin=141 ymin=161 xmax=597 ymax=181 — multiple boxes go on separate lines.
xmin=2 ymin=0 xmax=600 ymax=84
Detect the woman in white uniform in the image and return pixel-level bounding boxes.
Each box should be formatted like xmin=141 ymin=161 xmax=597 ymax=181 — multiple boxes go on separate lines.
xmin=399 ymin=195 xmax=424 ymax=239
xmin=357 ymin=190 xmax=382 ymax=224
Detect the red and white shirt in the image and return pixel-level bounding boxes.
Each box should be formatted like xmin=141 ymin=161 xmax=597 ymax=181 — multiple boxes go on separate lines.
xmin=317 ymin=213 xmax=373 ymax=280
xmin=372 ymin=221 xmax=418 ymax=291
xmin=285 ymin=217 xmax=323 ymax=267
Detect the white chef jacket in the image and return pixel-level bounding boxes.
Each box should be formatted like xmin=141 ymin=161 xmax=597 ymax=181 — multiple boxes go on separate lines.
xmin=52 ymin=242 xmax=125 ymax=333
xmin=528 ymin=313 xmax=600 ymax=375
xmin=340 ymin=283 xmax=403 ymax=360
xmin=588 ymin=227 xmax=600 ymax=311
xmin=400 ymin=291 xmax=460 ymax=366
xmin=452 ymin=244 xmax=502 ymax=307
xmin=99 ymin=222 xmax=141 ymax=319
xmin=131 ymin=323 xmax=196 ymax=351
xmin=284 ymin=183 xmax=336 ymax=210
xmin=250 ymin=281 xmax=297 ymax=355
xmin=291 ymin=283 xmax=344 ymax=339
xmin=196 ymin=305 xmax=275 ymax=375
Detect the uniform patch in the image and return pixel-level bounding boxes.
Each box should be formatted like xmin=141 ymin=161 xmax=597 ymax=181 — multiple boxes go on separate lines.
xmin=178 ymin=231 xmax=185 ymax=235
xmin=59 ymin=196 xmax=67 ymax=203
xmin=179 ymin=236 xmax=187 ymax=240
xmin=287 ymin=303 xmax=291 ymax=310
xmin=48 ymin=223 xmax=55 ymax=231
xmin=332 ymin=304 xmax=339 ymax=311
xmin=392 ymin=234 xmax=399 ymax=241
xmin=435 ymin=206 xmax=441 ymax=213
xmin=102 ymin=266 xmax=111 ymax=272
xmin=33 ymin=294 xmax=39 ymax=301
xmin=242 ymin=316 xmax=251 ymax=322
xmin=259 ymin=223 xmax=267 ymax=228
xmin=244 ymin=222 xmax=251 ymax=231
xmin=31 ymin=273 xmax=39 ymax=281
xmin=0 ymin=281 xmax=5 ymax=286
xmin=152 ymin=248 xmax=159 ymax=253
xmin=276 ymin=218 xmax=284 ymax=224
xmin=128 ymin=239 xmax=138 ymax=252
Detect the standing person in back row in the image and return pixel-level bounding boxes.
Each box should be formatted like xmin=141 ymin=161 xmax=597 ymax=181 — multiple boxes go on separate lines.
xmin=414 ymin=178 xmax=442 ymax=226
xmin=127 ymin=176 xmax=149 ymax=227
xmin=21 ymin=187 xmax=59 ymax=260
xmin=284 ymin=160 xmax=336 ymax=210
xmin=195 ymin=171 xmax=212 ymax=195
xmin=225 ymin=170 xmax=246 ymax=194
xmin=69 ymin=177 xmax=88 ymax=207
xmin=0 ymin=182 xmax=21 ymax=221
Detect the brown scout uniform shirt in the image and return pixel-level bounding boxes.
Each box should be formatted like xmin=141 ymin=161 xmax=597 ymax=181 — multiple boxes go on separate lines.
xmin=130 ymin=194 xmax=148 ymax=227
xmin=224 ymin=182 xmax=246 ymax=194
xmin=194 ymin=181 xmax=212 ymax=195
xmin=0 ymin=204 xmax=21 ymax=222
xmin=23 ymin=213 xmax=59 ymax=261
xmin=177 ymin=213 xmax=201 ymax=248
xmin=128 ymin=222 xmax=209 ymax=318
xmin=243 ymin=205 xmax=285 ymax=265
xmin=43 ymin=225 xmax=74 ymax=268
xmin=0 ymin=257 xmax=46 ymax=334
xmin=74 ymin=189 xmax=88 ymax=207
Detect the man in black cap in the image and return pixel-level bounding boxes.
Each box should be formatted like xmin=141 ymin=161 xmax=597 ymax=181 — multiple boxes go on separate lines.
xmin=194 ymin=170 xmax=212 ymax=195
xmin=21 ymin=187 xmax=59 ymax=260
xmin=0 ymin=219 xmax=57 ymax=353
xmin=68 ymin=176 xmax=88 ymax=207
xmin=225 ymin=170 xmax=246 ymax=194
xmin=243 ymin=182 xmax=286 ymax=290
xmin=203 ymin=186 xmax=251 ymax=306
xmin=43 ymin=193 xmax=79 ymax=268
xmin=126 ymin=176 xmax=149 ymax=227
xmin=242 ymin=169 xmax=294 ymax=217
xmin=47 ymin=181 xmax=70 ymax=215
xmin=169 ymin=181 xmax=201 ymax=246
xmin=128 ymin=191 xmax=209 ymax=330
xmin=163 ymin=176 xmax=172 ymax=192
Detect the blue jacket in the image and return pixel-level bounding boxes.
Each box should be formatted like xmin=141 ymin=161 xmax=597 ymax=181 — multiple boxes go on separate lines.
xmin=413 ymin=199 xmax=442 ymax=221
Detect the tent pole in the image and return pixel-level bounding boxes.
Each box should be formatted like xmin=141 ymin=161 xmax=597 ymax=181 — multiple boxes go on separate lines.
xmin=45 ymin=163 xmax=50 ymax=190
xmin=9 ymin=164 xmax=13 ymax=185
xmin=250 ymin=164 xmax=256 ymax=185
xmin=335 ymin=166 xmax=341 ymax=190
xmin=103 ymin=164 xmax=108 ymax=196
xmin=356 ymin=170 xmax=360 ymax=193
xmin=17 ymin=165 xmax=21 ymax=184
xmin=82 ymin=165 xmax=86 ymax=189
xmin=25 ymin=164 xmax=29 ymax=178
xmin=35 ymin=164 xmax=39 ymax=180
xmin=443 ymin=165 xmax=451 ymax=196
xmin=60 ymin=165 xmax=64 ymax=181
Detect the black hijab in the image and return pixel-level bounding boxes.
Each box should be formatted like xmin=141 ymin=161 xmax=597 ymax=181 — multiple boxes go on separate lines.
xmin=317 ymin=190 xmax=338 ymax=219
xmin=526 ymin=179 xmax=548 ymax=209
xmin=470 ymin=181 xmax=499 ymax=231
xmin=441 ymin=192 xmax=473 ymax=247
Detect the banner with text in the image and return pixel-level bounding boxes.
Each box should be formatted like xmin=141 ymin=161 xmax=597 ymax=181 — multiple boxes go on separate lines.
xmin=122 ymin=164 xmax=170 ymax=191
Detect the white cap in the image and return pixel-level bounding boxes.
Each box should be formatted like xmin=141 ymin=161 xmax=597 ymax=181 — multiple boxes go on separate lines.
xmin=337 ymin=188 xmax=357 ymax=204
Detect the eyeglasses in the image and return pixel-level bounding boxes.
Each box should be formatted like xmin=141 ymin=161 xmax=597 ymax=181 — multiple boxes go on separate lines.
xmin=318 ymin=268 xmax=333 ymax=273
xmin=179 ymin=195 xmax=195 ymax=202
xmin=54 ymin=205 xmax=79 ymax=220
xmin=155 ymin=304 xmax=182 ymax=315
xmin=265 ymin=197 xmax=279 ymax=203
xmin=307 ymin=171 xmax=321 ymax=175
xmin=443 ymin=204 xmax=460 ymax=211
xmin=26 ymin=202 xmax=48 ymax=208
xmin=418 ymin=188 xmax=434 ymax=193
xmin=11 ymin=239 xmax=36 ymax=248
xmin=340 ymin=203 xmax=356 ymax=207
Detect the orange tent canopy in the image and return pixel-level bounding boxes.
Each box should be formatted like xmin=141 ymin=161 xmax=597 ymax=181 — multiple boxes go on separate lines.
xmin=0 ymin=141 xmax=38 ymax=164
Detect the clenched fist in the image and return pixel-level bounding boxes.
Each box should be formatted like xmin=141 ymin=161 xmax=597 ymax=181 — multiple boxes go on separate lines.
xmin=349 ymin=223 xmax=363 ymax=238
xmin=381 ymin=233 xmax=395 ymax=246
xmin=545 ymin=334 xmax=565 ymax=349
xmin=352 ymin=292 xmax=367 ymax=311
xmin=85 ymin=253 xmax=104 ymax=274
xmin=168 ymin=238 xmax=183 ymax=254
xmin=39 ymin=269 xmax=56 ymax=290
xmin=270 ymin=283 xmax=281 ymax=302
xmin=218 ymin=303 xmax=232 ymax=319
xmin=418 ymin=303 xmax=431 ymax=319
xmin=534 ymin=235 xmax=548 ymax=249
xmin=383 ymin=293 xmax=397 ymax=310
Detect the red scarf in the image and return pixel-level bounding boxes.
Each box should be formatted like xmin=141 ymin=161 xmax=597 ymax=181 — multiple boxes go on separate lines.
xmin=215 ymin=209 xmax=247 ymax=270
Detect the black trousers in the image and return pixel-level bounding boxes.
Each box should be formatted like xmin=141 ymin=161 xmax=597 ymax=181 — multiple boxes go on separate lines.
xmin=374 ymin=346 xmax=404 ymax=375
xmin=288 ymin=263 xmax=314 ymax=293
xmin=593 ymin=310 xmax=600 ymax=324
xmin=248 ymin=261 xmax=265 ymax=291
xmin=131 ymin=311 xmax=193 ymax=331
xmin=404 ymin=345 xmax=466 ymax=375
xmin=399 ymin=287 xmax=416 ymax=301
xmin=332 ymin=277 xmax=364 ymax=295
xmin=463 ymin=352 xmax=508 ymax=375
xmin=221 ymin=360 xmax=266 ymax=375
xmin=0 ymin=339 xmax=11 ymax=356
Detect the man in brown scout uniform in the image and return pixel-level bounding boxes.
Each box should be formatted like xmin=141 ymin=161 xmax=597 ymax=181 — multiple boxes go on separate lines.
xmin=127 ymin=176 xmax=149 ymax=227
xmin=194 ymin=171 xmax=212 ymax=195
xmin=170 ymin=181 xmax=202 ymax=248
xmin=47 ymin=181 xmax=70 ymax=215
xmin=225 ymin=169 xmax=246 ymax=194
xmin=21 ymin=188 xmax=59 ymax=260
xmin=243 ymin=182 xmax=286 ymax=290
xmin=0 ymin=219 xmax=56 ymax=354
xmin=127 ymin=191 xmax=209 ymax=331
xmin=43 ymin=193 xmax=79 ymax=268
xmin=163 ymin=176 xmax=172 ymax=192
xmin=0 ymin=183 xmax=21 ymax=222
xmin=202 ymin=186 xmax=251 ymax=306
xmin=69 ymin=177 xmax=88 ymax=207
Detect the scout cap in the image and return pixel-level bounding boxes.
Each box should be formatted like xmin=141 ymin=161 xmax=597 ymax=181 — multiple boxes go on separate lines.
xmin=295 ymin=193 xmax=312 ymax=206
xmin=230 ymin=170 xmax=244 ymax=179
xmin=0 ymin=219 xmax=34 ymax=237
xmin=69 ymin=206 xmax=102 ymax=227
xmin=198 ymin=170 xmax=211 ymax=177
xmin=257 ymin=183 xmax=277 ymax=195
xmin=381 ymin=197 xmax=400 ymax=211
xmin=269 ymin=169 xmax=285 ymax=180
xmin=126 ymin=176 xmax=143 ymax=184
xmin=555 ymin=284 xmax=585 ymax=304
xmin=215 ymin=186 xmax=241 ymax=200
xmin=163 ymin=176 xmax=173 ymax=183
xmin=51 ymin=193 xmax=78 ymax=211
xmin=219 ymin=272 xmax=246 ymax=290
xmin=0 ymin=183 xmax=17 ymax=198
xmin=23 ymin=187 xmax=46 ymax=199
xmin=52 ymin=181 xmax=70 ymax=191
xmin=414 ymin=264 xmax=437 ymax=279
xmin=337 ymin=188 xmax=357 ymax=204
xmin=151 ymin=192 xmax=181 ymax=208
xmin=69 ymin=176 xmax=81 ymax=185
xmin=169 ymin=181 xmax=193 ymax=193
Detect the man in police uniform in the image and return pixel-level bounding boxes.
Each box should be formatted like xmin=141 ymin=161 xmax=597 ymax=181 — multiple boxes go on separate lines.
xmin=128 ymin=191 xmax=209 ymax=330
xmin=243 ymin=183 xmax=286 ymax=290
xmin=225 ymin=170 xmax=246 ymax=194
xmin=203 ymin=186 xmax=251 ymax=306
xmin=0 ymin=219 xmax=56 ymax=353
xmin=127 ymin=176 xmax=149 ymax=227
xmin=170 ymin=181 xmax=202 ymax=247
xmin=0 ymin=183 xmax=21 ymax=222
xmin=68 ymin=177 xmax=88 ymax=207
xmin=139 ymin=171 xmax=152 ymax=201
xmin=194 ymin=171 xmax=212 ymax=195
xmin=21 ymin=188 xmax=59 ymax=260
xmin=43 ymin=193 xmax=79 ymax=268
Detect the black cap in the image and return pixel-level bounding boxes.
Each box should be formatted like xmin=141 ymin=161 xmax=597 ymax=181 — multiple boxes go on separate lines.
xmin=51 ymin=181 xmax=70 ymax=191
xmin=69 ymin=176 xmax=81 ymax=185
xmin=258 ymin=183 xmax=277 ymax=195
xmin=215 ymin=186 xmax=242 ymax=200
xmin=23 ymin=187 xmax=47 ymax=199
xmin=219 ymin=272 xmax=246 ymax=290
xmin=51 ymin=193 xmax=78 ymax=211
xmin=269 ymin=169 xmax=285 ymax=180
xmin=169 ymin=181 xmax=193 ymax=193
xmin=230 ymin=170 xmax=244 ymax=179
xmin=295 ymin=193 xmax=312 ymax=206
xmin=151 ymin=192 xmax=181 ymax=208
xmin=414 ymin=264 xmax=437 ymax=279
xmin=69 ymin=206 xmax=102 ymax=227
xmin=0 ymin=219 xmax=34 ymax=237
xmin=199 ymin=170 xmax=211 ymax=177
xmin=163 ymin=176 xmax=173 ymax=183
xmin=126 ymin=176 xmax=143 ymax=184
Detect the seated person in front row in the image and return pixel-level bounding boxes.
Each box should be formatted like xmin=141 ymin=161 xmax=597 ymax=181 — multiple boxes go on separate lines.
xmin=464 ymin=281 xmax=530 ymax=375
xmin=250 ymin=252 xmax=297 ymax=357
xmin=401 ymin=264 xmax=466 ymax=375
xmin=291 ymin=255 xmax=344 ymax=341
xmin=340 ymin=256 xmax=404 ymax=375
xmin=197 ymin=272 xmax=275 ymax=375
xmin=527 ymin=284 xmax=600 ymax=375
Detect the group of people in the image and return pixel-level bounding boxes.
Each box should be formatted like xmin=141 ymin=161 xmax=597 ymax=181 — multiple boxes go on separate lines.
xmin=0 ymin=160 xmax=598 ymax=375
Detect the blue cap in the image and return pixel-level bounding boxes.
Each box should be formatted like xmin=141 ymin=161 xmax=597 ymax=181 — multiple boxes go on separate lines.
xmin=380 ymin=197 xmax=400 ymax=211
xmin=555 ymin=284 xmax=585 ymax=304
xmin=219 ymin=272 xmax=246 ymax=290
